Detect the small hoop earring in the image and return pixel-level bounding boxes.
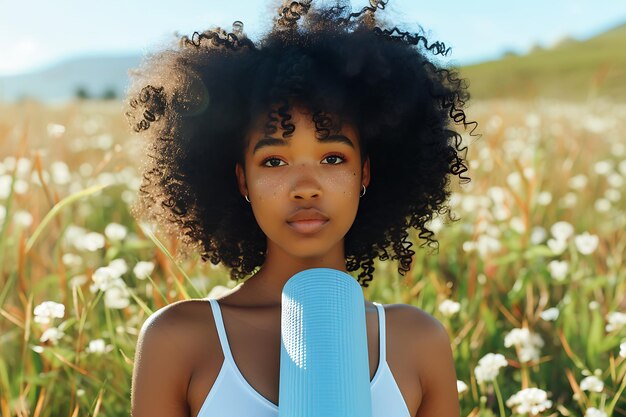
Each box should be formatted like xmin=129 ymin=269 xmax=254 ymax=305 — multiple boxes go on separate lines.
xmin=359 ymin=184 xmax=367 ymax=198
xmin=245 ymin=195 xmax=251 ymax=203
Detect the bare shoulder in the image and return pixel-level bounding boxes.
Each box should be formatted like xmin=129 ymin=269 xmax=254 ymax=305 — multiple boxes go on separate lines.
xmin=383 ymin=303 xmax=448 ymax=344
xmin=132 ymin=299 xmax=214 ymax=417
xmin=385 ymin=303 xmax=460 ymax=417
xmin=139 ymin=299 xmax=219 ymax=361
xmin=139 ymin=299 xmax=208 ymax=334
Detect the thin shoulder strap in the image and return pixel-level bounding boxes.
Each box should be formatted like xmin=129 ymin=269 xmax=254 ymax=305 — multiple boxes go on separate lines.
xmin=207 ymin=298 xmax=235 ymax=363
xmin=372 ymin=302 xmax=386 ymax=362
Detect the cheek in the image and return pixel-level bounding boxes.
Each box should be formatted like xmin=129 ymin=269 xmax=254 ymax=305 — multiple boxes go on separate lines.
xmin=326 ymin=169 xmax=361 ymax=199
xmin=251 ymin=175 xmax=286 ymax=201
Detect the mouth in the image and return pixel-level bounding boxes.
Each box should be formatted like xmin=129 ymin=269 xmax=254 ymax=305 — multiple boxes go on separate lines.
xmin=286 ymin=219 xmax=329 ymax=234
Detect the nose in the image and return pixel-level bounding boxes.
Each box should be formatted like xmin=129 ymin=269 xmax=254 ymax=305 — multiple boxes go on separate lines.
xmin=289 ymin=160 xmax=322 ymax=201
xmin=289 ymin=185 xmax=322 ymax=200
xmin=289 ymin=164 xmax=323 ymax=200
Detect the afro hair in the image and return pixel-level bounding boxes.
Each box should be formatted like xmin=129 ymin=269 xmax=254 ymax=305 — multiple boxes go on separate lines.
xmin=124 ymin=0 xmax=477 ymax=287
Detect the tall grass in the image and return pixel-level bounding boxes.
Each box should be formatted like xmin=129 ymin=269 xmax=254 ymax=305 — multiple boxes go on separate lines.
xmin=0 ymin=98 xmax=624 ymax=416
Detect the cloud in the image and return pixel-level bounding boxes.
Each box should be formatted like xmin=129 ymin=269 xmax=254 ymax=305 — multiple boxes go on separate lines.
xmin=0 ymin=38 xmax=47 ymax=75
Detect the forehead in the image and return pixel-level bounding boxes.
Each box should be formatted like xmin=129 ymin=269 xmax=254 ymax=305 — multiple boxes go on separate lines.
xmin=246 ymin=106 xmax=359 ymax=151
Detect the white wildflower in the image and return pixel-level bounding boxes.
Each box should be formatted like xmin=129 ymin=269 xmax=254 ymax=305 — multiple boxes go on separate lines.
xmin=506 ymin=172 xmax=522 ymax=190
xmin=438 ymin=299 xmax=461 ymax=317
xmin=13 ymin=210 xmax=33 ymax=228
xmin=568 ymin=174 xmax=588 ymax=189
xmin=619 ymin=341 xmax=626 ymax=358
xmin=540 ymin=307 xmax=559 ymax=321
xmin=574 ymin=232 xmax=599 ymax=255
xmin=550 ymin=221 xmax=574 ymax=241
xmin=580 ymin=375 xmax=604 ymax=392
xmin=108 ymin=258 xmax=128 ymax=277
xmin=426 ymin=216 xmax=443 ymax=234
xmin=529 ymin=226 xmax=547 ymax=245
xmin=510 ymin=216 xmax=526 ymax=233
xmin=16 ymin=157 xmax=32 ymax=177
xmin=462 ymin=241 xmax=476 ymax=253
xmin=69 ymin=274 xmax=88 ymax=288
xmin=461 ymin=195 xmax=481 ymax=213
xmin=104 ymin=222 xmax=127 ymax=241
xmin=476 ymin=234 xmax=502 ymax=258
xmin=474 ymin=353 xmax=508 ymax=384
xmin=504 ymin=328 xmax=544 ymax=363
xmin=518 ymin=345 xmax=542 ymax=363
xmin=81 ymin=232 xmax=105 ymax=252
xmin=62 ymin=253 xmax=83 ymax=268
xmin=594 ymin=198 xmax=611 ymax=212
xmin=523 ymin=167 xmax=535 ymax=181
xmin=457 ymin=380 xmax=468 ymax=394
xmin=547 ymin=238 xmax=567 ymax=256
xmin=133 ymin=261 xmax=155 ymax=280
xmin=34 ymin=301 xmax=65 ymax=324
xmin=585 ymin=407 xmax=607 ymax=417
xmin=90 ymin=266 xmax=125 ymax=292
xmin=487 ymin=186 xmax=507 ymax=204
xmin=85 ymin=338 xmax=114 ymax=354
xmin=104 ymin=286 xmax=131 ymax=310
xmin=40 ymin=327 xmax=65 ymax=344
xmin=47 ymin=123 xmax=66 ymax=138
xmin=536 ymin=191 xmax=552 ymax=206
xmin=593 ymin=160 xmax=613 ymax=175
xmin=607 ymin=173 xmax=624 ymax=188
xmin=505 ymin=387 xmax=552 ymax=415
xmin=0 ymin=177 xmax=12 ymax=199
xmin=207 ymin=285 xmax=232 ymax=299
xmin=548 ymin=260 xmax=569 ymax=281
xmin=12 ymin=178 xmax=28 ymax=195
xmin=606 ymin=312 xmax=626 ymax=332
xmin=491 ymin=206 xmax=511 ymax=222
xmin=50 ymin=161 xmax=71 ymax=185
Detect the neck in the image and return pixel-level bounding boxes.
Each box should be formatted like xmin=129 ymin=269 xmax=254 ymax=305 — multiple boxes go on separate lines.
xmin=229 ymin=239 xmax=349 ymax=307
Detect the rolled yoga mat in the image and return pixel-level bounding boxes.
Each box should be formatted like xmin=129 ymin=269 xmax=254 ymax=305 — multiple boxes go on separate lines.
xmin=278 ymin=267 xmax=373 ymax=417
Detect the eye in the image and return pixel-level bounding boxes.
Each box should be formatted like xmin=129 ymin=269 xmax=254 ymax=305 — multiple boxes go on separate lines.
xmin=321 ymin=154 xmax=346 ymax=165
xmin=261 ymin=155 xmax=346 ymax=168
xmin=262 ymin=157 xmax=286 ymax=168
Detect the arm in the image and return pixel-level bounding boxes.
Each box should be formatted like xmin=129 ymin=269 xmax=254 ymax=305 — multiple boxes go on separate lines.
xmin=408 ymin=307 xmax=461 ymax=417
xmin=131 ymin=303 xmax=192 ymax=417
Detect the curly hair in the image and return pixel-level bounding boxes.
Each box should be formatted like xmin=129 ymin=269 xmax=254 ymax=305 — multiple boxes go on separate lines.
xmin=124 ymin=0 xmax=477 ymax=287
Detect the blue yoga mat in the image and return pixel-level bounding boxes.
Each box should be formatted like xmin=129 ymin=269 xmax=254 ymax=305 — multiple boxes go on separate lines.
xmin=278 ymin=267 xmax=373 ymax=417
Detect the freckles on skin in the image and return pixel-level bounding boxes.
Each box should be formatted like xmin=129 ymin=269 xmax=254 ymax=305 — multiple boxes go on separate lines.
xmin=253 ymin=176 xmax=284 ymax=201
xmin=327 ymin=169 xmax=361 ymax=199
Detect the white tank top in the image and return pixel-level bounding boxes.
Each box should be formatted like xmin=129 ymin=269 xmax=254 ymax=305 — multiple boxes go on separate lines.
xmin=196 ymin=298 xmax=411 ymax=417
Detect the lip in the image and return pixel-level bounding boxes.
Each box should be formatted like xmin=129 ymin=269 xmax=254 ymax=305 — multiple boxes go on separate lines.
xmin=287 ymin=219 xmax=329 ymax=234
xmin=286 ymin=208 xmax=330 ymax=223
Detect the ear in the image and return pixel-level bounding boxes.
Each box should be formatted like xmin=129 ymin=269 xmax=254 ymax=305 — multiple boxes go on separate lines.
xmin=362 ymin=156 xmax=371 ymax=188
xmin=235 ymin=163 xmax=248 ymax=198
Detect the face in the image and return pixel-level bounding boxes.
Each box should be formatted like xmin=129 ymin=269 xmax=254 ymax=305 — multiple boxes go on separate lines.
xmin=235 ymin=106 xmax=370 ymax=260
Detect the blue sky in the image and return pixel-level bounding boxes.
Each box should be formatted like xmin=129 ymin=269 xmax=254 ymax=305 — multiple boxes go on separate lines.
xmin=1 ymin=0 xmax=625 ymax=76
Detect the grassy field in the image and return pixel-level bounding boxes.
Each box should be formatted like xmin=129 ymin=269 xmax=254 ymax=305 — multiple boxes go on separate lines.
xmin=0 ymin=97 xmax=625 ymax=417
xmin=458 ymin=23 xmax=626 ymax=102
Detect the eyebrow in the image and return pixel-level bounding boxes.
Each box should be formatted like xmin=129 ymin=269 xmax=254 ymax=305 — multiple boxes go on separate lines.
xmin=252 ymin=134 xmax=355 ymax=155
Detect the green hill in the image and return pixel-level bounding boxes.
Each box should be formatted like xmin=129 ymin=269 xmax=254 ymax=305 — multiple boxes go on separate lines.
xmin=457 ymin=23 xmax=626 ymax=102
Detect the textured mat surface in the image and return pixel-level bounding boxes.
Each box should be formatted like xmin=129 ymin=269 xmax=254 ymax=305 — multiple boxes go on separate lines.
xmin=278 ymin=268 xmax=373 ymax=417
